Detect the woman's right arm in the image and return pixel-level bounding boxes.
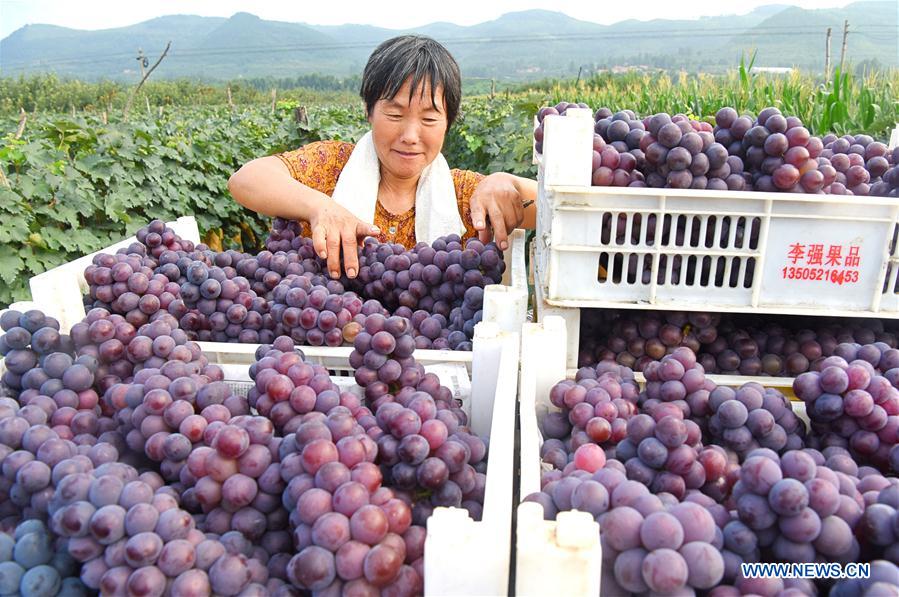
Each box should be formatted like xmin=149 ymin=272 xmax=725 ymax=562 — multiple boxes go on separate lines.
xmin=227 ymin=155 xmax=326 ymax=223
xmin=228 ymin=156 xmax=378 ymax=279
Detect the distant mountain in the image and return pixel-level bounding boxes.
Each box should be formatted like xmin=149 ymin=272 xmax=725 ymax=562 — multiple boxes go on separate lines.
xmin=1 ymin=3 xmax=895 ymax=82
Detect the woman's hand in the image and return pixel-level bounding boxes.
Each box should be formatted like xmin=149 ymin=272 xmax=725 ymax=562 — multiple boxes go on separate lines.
xmin=309 ymin=201 xmax=380 ymax=279
xmin=469 ymin=172 xmax=532 ymax=250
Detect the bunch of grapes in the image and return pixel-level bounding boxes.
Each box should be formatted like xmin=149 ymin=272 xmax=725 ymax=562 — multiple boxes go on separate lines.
xmin=0 ymin=310 xmax=74 ymax=399
xmin=638 ymin=348 xmax=715 ymax=419
xmin=83 ymin=250 xmax=181 ymax=326
xmin=729 ymin=449 xmax=864 ymax=567
xmin=0 ymin=519 xmax=87 ymax=596
xmin=162 ymin=256 xmax=279 ymax=345
xmin=263 ymin=217 xmax=321 ymax=257
xmin=68 ymin=309 xmax=192 ymax=390
xmin=0 ymin=393 xmax=124 ymax=528
xmin=269 ymin=276 xmax=364 ymax=348
xmin=641 ymin=112 xmax=739 ymax=191
xmin=615 ymin=410 xmax=712 ymax=500
xmin=705 ymin=383 xmax=807 ymax=458
xmin=871 ymin=148 xmax=899 ymax=197
xmin=46 ymin=464 xmax=279 ymax=595
xmin=116 ymin=371 xmax=249 ymax=482
xmin=542 ymin=361 xmax=640 ymax=464
xmin=590 ymin=108 xmax=646 ymax=187
xmin=278 ymin=411 xmax=426 ymax=594
xmin=179 ymin=415 xmax=287 ymax=547
xmin=135 ymin=220 xmax=196 ymax=259
xmin=793 ymin=356 xmax=899 ymax=471
xmin=248 ymin=337 xmax=362 ymax=435
xmin=606 ymin=495 xmax=726 ymax=594
xmin=821 ymin=132 xmax=894 ymax=196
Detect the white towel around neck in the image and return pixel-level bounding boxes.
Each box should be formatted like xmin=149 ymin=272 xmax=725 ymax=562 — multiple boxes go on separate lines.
xmin=330 ymin=131 xmax=465 ymax=244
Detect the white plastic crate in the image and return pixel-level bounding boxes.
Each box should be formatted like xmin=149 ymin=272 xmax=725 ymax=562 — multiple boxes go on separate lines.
xmin=208 ymin=322 xmax=521 ymax=596
xmin=516 ymin=315 xmax=813 ymax=597
xmin=28 ymin=217 xmax=201 ymax=333
xmin=536 ymin=110 xmax=899 ymax=320
xmin=0 ymin=297 xmax=521 ymax=597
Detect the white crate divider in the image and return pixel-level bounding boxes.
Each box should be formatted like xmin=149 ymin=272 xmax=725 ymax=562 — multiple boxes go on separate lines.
xmin=28 ymin=217 xmax=201 ymax=333
xmin=516 ymin=316 xmax=814 ymax=597
xmin=516 ymin=315 xmax=601 ymax=597
xmin=425 ymin=321 xmax=519 ymax=596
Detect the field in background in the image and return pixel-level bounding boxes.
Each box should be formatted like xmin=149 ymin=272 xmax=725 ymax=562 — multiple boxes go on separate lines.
xmin=1 ymin=67 xmax=897 ymax=307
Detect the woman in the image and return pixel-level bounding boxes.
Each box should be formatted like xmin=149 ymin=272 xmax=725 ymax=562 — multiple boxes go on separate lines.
xmin=228 ymin=35 xmax=536 ymax=280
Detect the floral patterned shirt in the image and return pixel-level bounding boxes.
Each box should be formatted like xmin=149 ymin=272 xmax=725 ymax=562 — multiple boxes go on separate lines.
xmin=274 ymin=140 xmax=484 ymax=248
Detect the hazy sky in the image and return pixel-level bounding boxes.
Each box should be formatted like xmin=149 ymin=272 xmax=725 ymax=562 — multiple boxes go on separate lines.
xmin=0 ymin=0 xmax=856 ymax=40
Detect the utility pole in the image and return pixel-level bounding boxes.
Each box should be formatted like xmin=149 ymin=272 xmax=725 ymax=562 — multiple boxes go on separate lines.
xmin=136 ymin=49 xmax=147 ymax=78
xmin=824 ymin=27 xmax=832 ymax=83
xmin=124 ymin=41 xmax=171 ymax=119
xmin=838 ymin=20 xmax=849 ymax=77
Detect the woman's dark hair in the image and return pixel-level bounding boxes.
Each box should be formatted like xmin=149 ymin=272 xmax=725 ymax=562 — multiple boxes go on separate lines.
xmin=360 ymin=35 xmax=462 ymax=128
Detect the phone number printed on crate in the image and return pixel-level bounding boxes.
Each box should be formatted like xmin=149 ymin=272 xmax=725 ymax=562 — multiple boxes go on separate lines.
xmin=781 ymin=243 xmax=861 ymax=286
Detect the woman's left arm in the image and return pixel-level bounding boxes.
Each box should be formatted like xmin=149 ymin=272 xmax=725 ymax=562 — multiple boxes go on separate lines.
xmin=469 ymin=172 xmax=537 ymax=250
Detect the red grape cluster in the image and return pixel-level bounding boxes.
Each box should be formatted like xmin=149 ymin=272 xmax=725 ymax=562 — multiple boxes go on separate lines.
xmin=349 ymin=315 xmax=487 ymax=521
xmin=589 ymin=109 xmax=646 ymax=187
xmin=578 ymin=308 xmax=899 ymax=377
xmin=69 ymin=308 xmax=199 ymax=391
xmin=794 ymin=356 xmax=899 ymax=471
xmin=871 ymin=148 xmax=899 ymax=198
xmin=0 ymin=400 xmax=118 ymax=528
xmin=162 ymin=255 xmax=280 ymax=345
xmin=47 ymin=463 xmax=281 ymax=595
xmin=270 ymin=276 xmax=365 ymax=348
xmin=541 ymin=362 xmax=640 ymax=462
xmin=821 ymin=132 xmax=894 ymax=196
xmin=639 ymin=348 xmax=715 ymax=418
xmin=248 ymin=337 xmax=361 ymax=435
xmin=179 ymin=415 xmax=287 ymax=548
xmin=728 ymin=449 xmax=866 ymax=570
xmin=705 ymin=383 xmax=807 ymax=458
xmin=1 ymin=310 xmax=74 ymax=399
xmin=278 ymin=410 xmax=426 ymax=594
xmin=135 ymin=220 xmax=196 ymax=259
xmin=641 ymin=112 xmax=737 ymax=190
xmin=83 ymin=251 xmax=181 ymax=328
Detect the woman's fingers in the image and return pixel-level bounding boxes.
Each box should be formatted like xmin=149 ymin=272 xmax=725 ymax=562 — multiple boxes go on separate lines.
xmin=342 ymin=226 xmax=360 ymax=278
xmin=469 ymin=196 xmax=487 ymax=234
xmin=312 ymin=224 xmax=328 ymax=260
xmin=487 ymin=204 xmax=509 ymax=250
xmin=325 ymin=226 xmax=342 ymax=278
xmin=356 ymin=221 xmax=381 ymax=238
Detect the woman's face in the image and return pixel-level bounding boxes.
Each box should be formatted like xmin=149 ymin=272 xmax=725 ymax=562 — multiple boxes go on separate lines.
xmin=369 ymin=77 xmax=448 ymax=183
